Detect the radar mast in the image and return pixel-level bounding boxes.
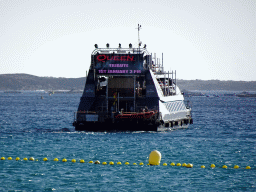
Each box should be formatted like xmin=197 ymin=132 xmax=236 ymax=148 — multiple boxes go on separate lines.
xmin=136 ymin=24 xmax=142 ymax=48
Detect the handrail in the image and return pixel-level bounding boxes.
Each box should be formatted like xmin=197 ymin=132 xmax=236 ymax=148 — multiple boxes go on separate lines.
xmin=149 ymin=69 xmax=164 ymax=97
xmin=91 ymin=48 xmax=150 ymax=55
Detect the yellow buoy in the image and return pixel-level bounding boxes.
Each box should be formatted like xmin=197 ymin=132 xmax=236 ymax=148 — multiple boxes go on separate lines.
xmin=94 ymin=160 xmax=100 ymax=164
xmin=62 ymin=158 xmax=67 ymax=162
xmin=163 ymin=163 xmax=167 ymax=166
xmin=43 ymin=158 xmax=48 ymax=161
xmin=201 ymin=165 xmax=205 ymax=168
xmin=182 ymin=163 xmax=187 ymax=167
xmin=23 ymin=157 xmax=28 ymax=161
xmin=117 ymin=162 xmax=122 ymax=165
xmin=80 ymin=159 xmax=85 ymax=163
xmin=0 ymin=157 xmax=5 ymax=160
xmin=102 ymin=162 xmax=107 ymax=165
xmin=211 ymin=164 xmax=216 ymax=168
xmin=29 ymin=157 xmax=34 ymax=161
xmin=133 ymin=163 xmax=137 ymax=165
xmin=109 ymin=161 xmax=114 ymax=165
xmin=53 ymin=158 xmax=59 ymax=161
xmin=186 ymin=163 xmax=193 ymax=168
xmin=7 ymin=157 xmax=12 ymax=160
xmin=139 ymin=162 xmax=144 ymax=165
xmin=222 ymin=165 xmax=227 ymax=169
xmin=170 ymin=162 xmax=175 ymax=166
xmin=16 ymin=157 xmax=20 ymax=161
xmin=234 ymin=165 xmax=239 ymax=169
xmin=246 ymin=166 xmax=251 ymax=169
xmin=148 ymin=150 xmax=161 ymax=165
xmin=125 ymin=162 xmax=129 ymax=165
xmin=71 ymin=159 xmax=76 ymax=163
xmin=89 ymin=161 xmax=93 ymax=164
xmin=176 ymin=163 xmax=181 ymax=166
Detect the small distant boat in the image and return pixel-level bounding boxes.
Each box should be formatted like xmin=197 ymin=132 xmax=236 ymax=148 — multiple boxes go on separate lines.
xmin=41 ymin=96 xmax=44 ymax=99
xmin=4 ymin=90 xmax=22 ymax=93
xmin=224 ymin=93 xmax=236 ymax=97
xmin=237 ymin=92 xmax=256 ymax=97
xmin=183 ymin=91 xmax=205 ymax=97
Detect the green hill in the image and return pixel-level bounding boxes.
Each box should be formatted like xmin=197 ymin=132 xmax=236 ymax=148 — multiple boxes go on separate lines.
xmin=0 ymin=74 xmax=255 ymax=91
xmin=0 ymin=74 xmax=85 ymax=91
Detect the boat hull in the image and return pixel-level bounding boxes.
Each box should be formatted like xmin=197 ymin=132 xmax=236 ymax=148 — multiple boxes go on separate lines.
xmin=74 ymin=121 xmax=159 ymax=132
xmin=73 ymin=115 xmax=192 ymax=132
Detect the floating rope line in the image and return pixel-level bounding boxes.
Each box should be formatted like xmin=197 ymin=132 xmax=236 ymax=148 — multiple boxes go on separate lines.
xmin=0 ymin=157 xmax=253 ymax=170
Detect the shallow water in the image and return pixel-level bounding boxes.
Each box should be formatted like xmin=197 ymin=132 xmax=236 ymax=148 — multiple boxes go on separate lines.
xmin=0 ymin=92 xmax=255 ymax=191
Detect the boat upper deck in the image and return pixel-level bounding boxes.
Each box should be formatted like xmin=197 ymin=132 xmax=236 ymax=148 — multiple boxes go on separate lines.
xmin=91 ymin=46 xmax=150 ymax=55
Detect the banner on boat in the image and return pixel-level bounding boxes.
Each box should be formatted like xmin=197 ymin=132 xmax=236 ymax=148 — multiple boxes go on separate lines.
xmin=94 ymin=54 xmax=144 ymax=75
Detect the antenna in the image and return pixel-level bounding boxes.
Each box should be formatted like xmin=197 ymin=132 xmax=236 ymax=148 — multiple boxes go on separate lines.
xmin=136 ymin=24 xmax=142 ymax=47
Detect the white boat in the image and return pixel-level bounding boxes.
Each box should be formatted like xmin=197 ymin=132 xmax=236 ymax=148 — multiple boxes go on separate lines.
xmin=73 ymin=26 xmax=192 ymax=131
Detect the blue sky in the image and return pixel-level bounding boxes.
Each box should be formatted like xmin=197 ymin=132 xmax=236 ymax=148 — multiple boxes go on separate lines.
xmin=0 ymin=0 xmax=255 ymax=81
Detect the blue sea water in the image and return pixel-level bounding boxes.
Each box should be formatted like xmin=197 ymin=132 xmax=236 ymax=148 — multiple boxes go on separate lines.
xmin=0 ymin=91 xmax=255 ymax=191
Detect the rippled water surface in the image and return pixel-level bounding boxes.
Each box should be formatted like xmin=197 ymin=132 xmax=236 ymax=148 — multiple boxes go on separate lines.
xmin=0 ymin=92 xmax=255 ymax=191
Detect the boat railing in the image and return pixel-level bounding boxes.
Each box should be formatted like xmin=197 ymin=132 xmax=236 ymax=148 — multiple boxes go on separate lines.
xmin=91 ymin=47 xmax=149 ymax=55
xmin=150 ymin=70 xmax=164 ymax=97
xmin=153 ymin=69 xmax=177 ymax=96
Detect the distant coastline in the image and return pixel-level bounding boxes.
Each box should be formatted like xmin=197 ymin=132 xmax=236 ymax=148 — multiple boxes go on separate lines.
xmin=0 ymin=73 xmax=255 ymax=92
